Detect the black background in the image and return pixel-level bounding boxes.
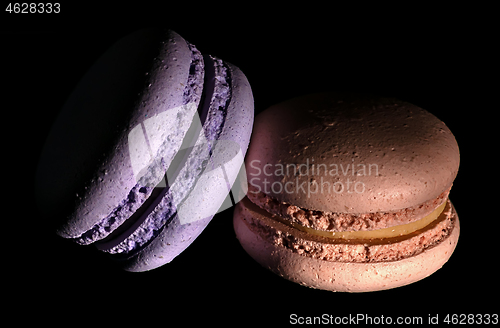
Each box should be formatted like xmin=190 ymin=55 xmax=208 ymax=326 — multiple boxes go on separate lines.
xmin=3 ymin=3 xmax=495 ymax=325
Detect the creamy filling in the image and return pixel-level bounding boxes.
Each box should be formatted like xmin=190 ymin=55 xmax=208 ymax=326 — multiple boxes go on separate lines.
xmin=273 ymin=200 xmax=447 ymax=240
xmin=247 ymin=185 xmax=450 ymax=232
xmin=240 ymin=196 xmax=457 ymax=263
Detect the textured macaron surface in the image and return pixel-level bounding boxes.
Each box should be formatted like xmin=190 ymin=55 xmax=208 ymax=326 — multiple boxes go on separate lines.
xmin=36 ymin=29 xmax=204 ymax=239
xmin=246 ymin=93 xmax=460 ymax=214
xmin=235 ymin=196 xmax=458 ymax=263
xmin=233 ymin=199 xmax=460 ymax=292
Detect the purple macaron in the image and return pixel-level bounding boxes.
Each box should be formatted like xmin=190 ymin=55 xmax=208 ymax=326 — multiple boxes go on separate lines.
xmin=35 ymin=29 xmax=254 ymax=271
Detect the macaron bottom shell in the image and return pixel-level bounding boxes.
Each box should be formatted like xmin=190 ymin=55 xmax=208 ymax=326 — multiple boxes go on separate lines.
xmin=233 ymin=199 xmax=459 ymax=292
xmin=118 ymin=214 xmax=213 ymax=272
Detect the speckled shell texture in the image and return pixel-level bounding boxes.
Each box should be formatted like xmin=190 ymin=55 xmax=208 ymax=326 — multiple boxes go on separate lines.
xmin=36 ymin=29 xmax=202 ymax=239
xmin=246 ymin=93 xmax=460 ymax=214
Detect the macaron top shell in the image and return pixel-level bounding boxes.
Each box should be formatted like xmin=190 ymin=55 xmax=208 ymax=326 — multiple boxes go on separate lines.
xmin=36 ymin=29 xmax=203 ymax=238
xmin=246 ymin=93 xmax=459 ymax=214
